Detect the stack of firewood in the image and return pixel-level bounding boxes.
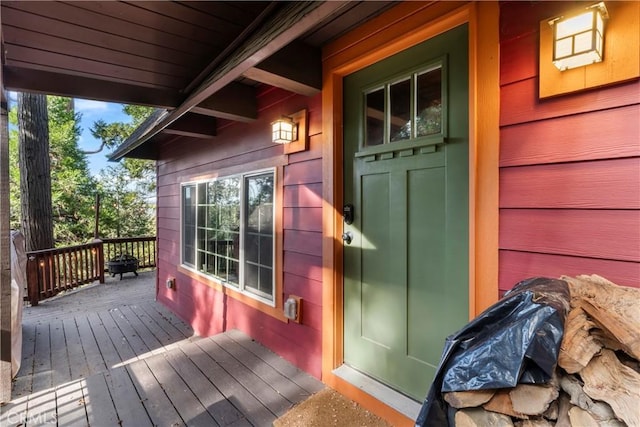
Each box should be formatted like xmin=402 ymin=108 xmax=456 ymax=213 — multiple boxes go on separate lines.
xmin=444 ymin=275 xmax=640 ymax=427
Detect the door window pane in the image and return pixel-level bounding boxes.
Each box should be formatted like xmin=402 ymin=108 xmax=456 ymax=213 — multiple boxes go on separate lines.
xmin=365 ymin=88 xmax=385 ymax=146
xmin=416 ymin=67 xmax=442 ymax=137
xmin=389 ymin=78 xmax=411 ymax=142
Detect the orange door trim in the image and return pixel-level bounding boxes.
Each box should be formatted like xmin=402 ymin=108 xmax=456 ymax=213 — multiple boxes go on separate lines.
xmin=321 ymin=2 xmax=500 ymax=425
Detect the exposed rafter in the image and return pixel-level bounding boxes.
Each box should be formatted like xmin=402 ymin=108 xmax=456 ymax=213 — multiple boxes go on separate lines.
xmin=243 ymin=41 xmax=322 ymax=96
xmin=110 ymin=1 xmax=351 ymax=161
xmin=2 ymin=67 xmax=181 ymax=108
xmin=191 ymin=82 xmax=257 ymax=122
xmin=164 ymin=113 xmax=216 ymax=139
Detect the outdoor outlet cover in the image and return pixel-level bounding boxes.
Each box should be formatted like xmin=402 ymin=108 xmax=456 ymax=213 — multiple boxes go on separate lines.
xmin=284 ymin=295 xmax=301 ymax=323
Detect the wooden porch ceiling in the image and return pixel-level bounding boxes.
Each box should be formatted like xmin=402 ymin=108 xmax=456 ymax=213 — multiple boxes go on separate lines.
xmin=0 ymin=1 xmax=394 ymax=160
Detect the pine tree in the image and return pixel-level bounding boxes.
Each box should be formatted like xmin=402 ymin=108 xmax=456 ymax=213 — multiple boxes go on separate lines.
xmin=17 ymin=93 xmax=54 ymax=251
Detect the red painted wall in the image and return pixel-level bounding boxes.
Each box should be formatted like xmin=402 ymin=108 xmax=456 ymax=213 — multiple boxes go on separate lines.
xmin=154 ymin=87 xmax=324 ymax=378
xmin=498 ymin=1 xmax=640 ymax=293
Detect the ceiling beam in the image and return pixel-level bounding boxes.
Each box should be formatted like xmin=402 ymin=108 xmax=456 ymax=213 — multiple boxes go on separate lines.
xmin=243 ymin=41 xmax=321 ymax=96
xmin=163 ymin=113 xmax=216 ymax=139
xmin=111 ymin=1 xmax=351 ymax=160
xmin=191 ymin=82 xmax=257 ymax=122
xmin=2 ymin=67 xmax=181 ymax=108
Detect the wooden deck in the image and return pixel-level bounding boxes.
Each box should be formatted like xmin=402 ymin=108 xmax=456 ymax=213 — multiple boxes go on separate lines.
xmin=1 ymin=271 xmax=324 ymax=426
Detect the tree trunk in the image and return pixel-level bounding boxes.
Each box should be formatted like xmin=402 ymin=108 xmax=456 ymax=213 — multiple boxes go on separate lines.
xmin=18 ymin=92 xmax=54 ymax=251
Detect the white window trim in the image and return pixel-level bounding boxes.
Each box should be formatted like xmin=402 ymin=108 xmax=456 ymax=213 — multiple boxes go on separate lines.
xmin=180 ymin=167 xmax=277 ymax=306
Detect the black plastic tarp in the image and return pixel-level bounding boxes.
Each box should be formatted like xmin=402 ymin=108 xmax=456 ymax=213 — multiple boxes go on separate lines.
xmin=415 ymin=277 xmax=571 ymax=426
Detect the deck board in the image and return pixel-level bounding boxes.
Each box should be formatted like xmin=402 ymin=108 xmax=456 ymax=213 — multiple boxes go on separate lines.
xmin=145 ymin=355 xmax=219 ymax=427
xmin=84 ymin=373 xmax=120 ymax=427
xmin=7 ymin=271 xmax=323 ymax=426
xmin=127 ymin=359 xmax=185 ymax=427
xmin=31 ymin=323 xmax=52 ymax=393
xmin=103 ymin=363 xmax=153 ymax=427
xmin=165 ymin=347 xmax=245 ymax=426
xmin=63 ymin=317 xmax=90 ymax=380
xmin=197 ymin=337 xmax=293 ymax=416
xmin=86 ymin=311 xmax=123 ymax=368
xmin=55 ymin=379 xmax=87 ymax=426
xmin=76 ymin=313 xmax=108 ymax=375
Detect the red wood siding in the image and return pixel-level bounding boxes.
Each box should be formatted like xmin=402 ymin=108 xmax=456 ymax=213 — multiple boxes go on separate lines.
xmin=154 ymin=87 xmax=324 ymax=378
xmin=499 ymin=1 xmax=640 ymax=293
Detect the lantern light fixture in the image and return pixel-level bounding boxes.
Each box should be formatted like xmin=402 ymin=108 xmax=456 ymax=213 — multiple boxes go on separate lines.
xmin=549 ymin=2 xmax=608 ymax=71
xmin=271 ymin=116 xmax=297 ymax=144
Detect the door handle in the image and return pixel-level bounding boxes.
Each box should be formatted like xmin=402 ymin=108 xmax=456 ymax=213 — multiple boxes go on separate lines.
xmin=342 ymin=231 xmax=353 ymax=245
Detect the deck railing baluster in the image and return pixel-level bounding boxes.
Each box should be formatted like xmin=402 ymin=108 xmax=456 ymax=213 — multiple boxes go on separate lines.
xmin=24 ymin=237 xmax=154 ymax=305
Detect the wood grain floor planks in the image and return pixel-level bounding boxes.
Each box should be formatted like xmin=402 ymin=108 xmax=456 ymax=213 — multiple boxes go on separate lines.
xmin=5 ymin=271 xmax=324 ymax=426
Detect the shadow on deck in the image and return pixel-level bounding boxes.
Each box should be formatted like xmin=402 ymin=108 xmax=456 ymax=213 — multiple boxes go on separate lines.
xmin=1 ymin=271 xmax=324 ymax=426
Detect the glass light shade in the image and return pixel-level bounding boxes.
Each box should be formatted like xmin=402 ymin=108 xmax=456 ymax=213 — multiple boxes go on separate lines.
xmin=550 ymin=2 xmax=607 ymax=71
xmin=271 ymin=118 xmax=296 ymax=144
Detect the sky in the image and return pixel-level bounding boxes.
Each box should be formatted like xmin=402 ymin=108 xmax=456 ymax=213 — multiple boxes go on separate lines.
xmin=74 ymin=99 xmax=133 ymax=175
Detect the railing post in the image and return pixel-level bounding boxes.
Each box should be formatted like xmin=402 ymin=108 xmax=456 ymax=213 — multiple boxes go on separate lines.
xmin=95 ymin=239 xmax=105 ymax=284
xmin=26 ymin=255 xmax=40 ymax=306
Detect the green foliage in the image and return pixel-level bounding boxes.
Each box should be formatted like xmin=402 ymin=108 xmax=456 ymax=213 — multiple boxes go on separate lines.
xmin=8 ymin=108 xmax=21 ymax=229
xmin=96 ymin=164 xmax=155 ymax=238
xmin=9 ymin=97 xmax=157 ymax=246
xmin=90 ymin=104 xmax=156 ymax=194
xmin=47 ymin=97 xmax=96 ymax=245
xmin=10 ymin=96 xmax=95 ymax=245
xmin=90 ymin=104 xmax=156 ymax=238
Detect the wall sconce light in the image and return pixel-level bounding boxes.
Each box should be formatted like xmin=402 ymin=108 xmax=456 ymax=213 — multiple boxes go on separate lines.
xmin=548 ymin=2 xmax=608 ymax=71
xmin=272 ymin=116 xmax=297 ymax=144
xmin=270 ymin=109 xmax=308 ymax=154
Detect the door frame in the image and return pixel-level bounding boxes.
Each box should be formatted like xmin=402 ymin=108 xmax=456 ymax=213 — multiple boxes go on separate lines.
xmin=321 ymin=2 xmax=500 ymax=425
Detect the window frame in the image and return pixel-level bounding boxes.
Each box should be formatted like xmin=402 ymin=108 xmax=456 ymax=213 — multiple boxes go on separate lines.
xmin=180 ymin=167 xmax=277 ymax=307
xmin=360 ymin=57 xmax=448 ymax=152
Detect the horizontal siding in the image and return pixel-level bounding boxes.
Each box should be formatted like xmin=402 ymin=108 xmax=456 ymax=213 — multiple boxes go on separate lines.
xmin=283 ymin=251 xmax=323 ymax=283
xmin=500 ymin=105 xmax=640 ymax=167
xmin=500 ymin=31 xmax=536 ymax=85
xmin=500 ymin=158 xmax=640 ymax=209
xmin=500 ymin=78 xmax=640 ymax=127
xmin=283 ymin=273 xmax=322 ymax=306
xmin=229 ymin=309 xmax=322 ymax=378
xmin=283 ymin=207 xmax=322 ymax=232
xmin=155 ymin=88 xmax=325 ymax=378
xmin=283 ymin=230 xmax=323 ymax=257
xmin=499 ymin=251 xmax=640 ymax=292
xmin=283 ymin=158 xmax=323 ymax=185
xmin=283 ymin=183 xmax=323 ymax=208
xmin=499 ymin=1 xmax=567 ymax=41
xmin=498 ymin=1 xmax=640 ymax=291
xmin=500 ymin=209 xmax=639 ymax=262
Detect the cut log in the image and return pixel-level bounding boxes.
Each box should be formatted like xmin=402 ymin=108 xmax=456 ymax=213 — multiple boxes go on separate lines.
xmin=591 ymin=329 xmax=625 ymax=353
xmin=581 ymin=349 xmax=640 ymax=426
xmin=542 ymin=400 xmax=558 ymax=421
xmin=454 ymin=408 xmax=514 ymax=427
xmin=514 ymin=419 xmax=553 ymax=427
xmin=568 ymin=407 xmax=599 ymax=427
xmin=555 ymin=394 xmax=572 ymax=427
xmin=562 ymin=274 xmax=640 ymax=360
xmin=559 ymin=374 xmax=616 ymax=421
xmin=558 ymin=306 xmax=602 ymax=373
xmin=509 ymin=384 xmax=559 ymax=416
xmin=483 ymin=390 xmax=528 ymax=419
xmin=444 ymin=390 xmax=496 ymax=408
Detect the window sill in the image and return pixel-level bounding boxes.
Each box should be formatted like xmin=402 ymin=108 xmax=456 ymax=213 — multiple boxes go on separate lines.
xmin=178 ymin=265 xmax=288 ymax=323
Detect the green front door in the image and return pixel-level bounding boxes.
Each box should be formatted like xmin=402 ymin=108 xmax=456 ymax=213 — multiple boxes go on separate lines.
xmin=343 ymin=25 xmax=469 ymax=401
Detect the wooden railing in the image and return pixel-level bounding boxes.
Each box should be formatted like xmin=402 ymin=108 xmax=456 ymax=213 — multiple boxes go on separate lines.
xmin=26 ymin=236 xmax=156 ymax=306
xmin=102 ymin=236 xmax=156 ymax=270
